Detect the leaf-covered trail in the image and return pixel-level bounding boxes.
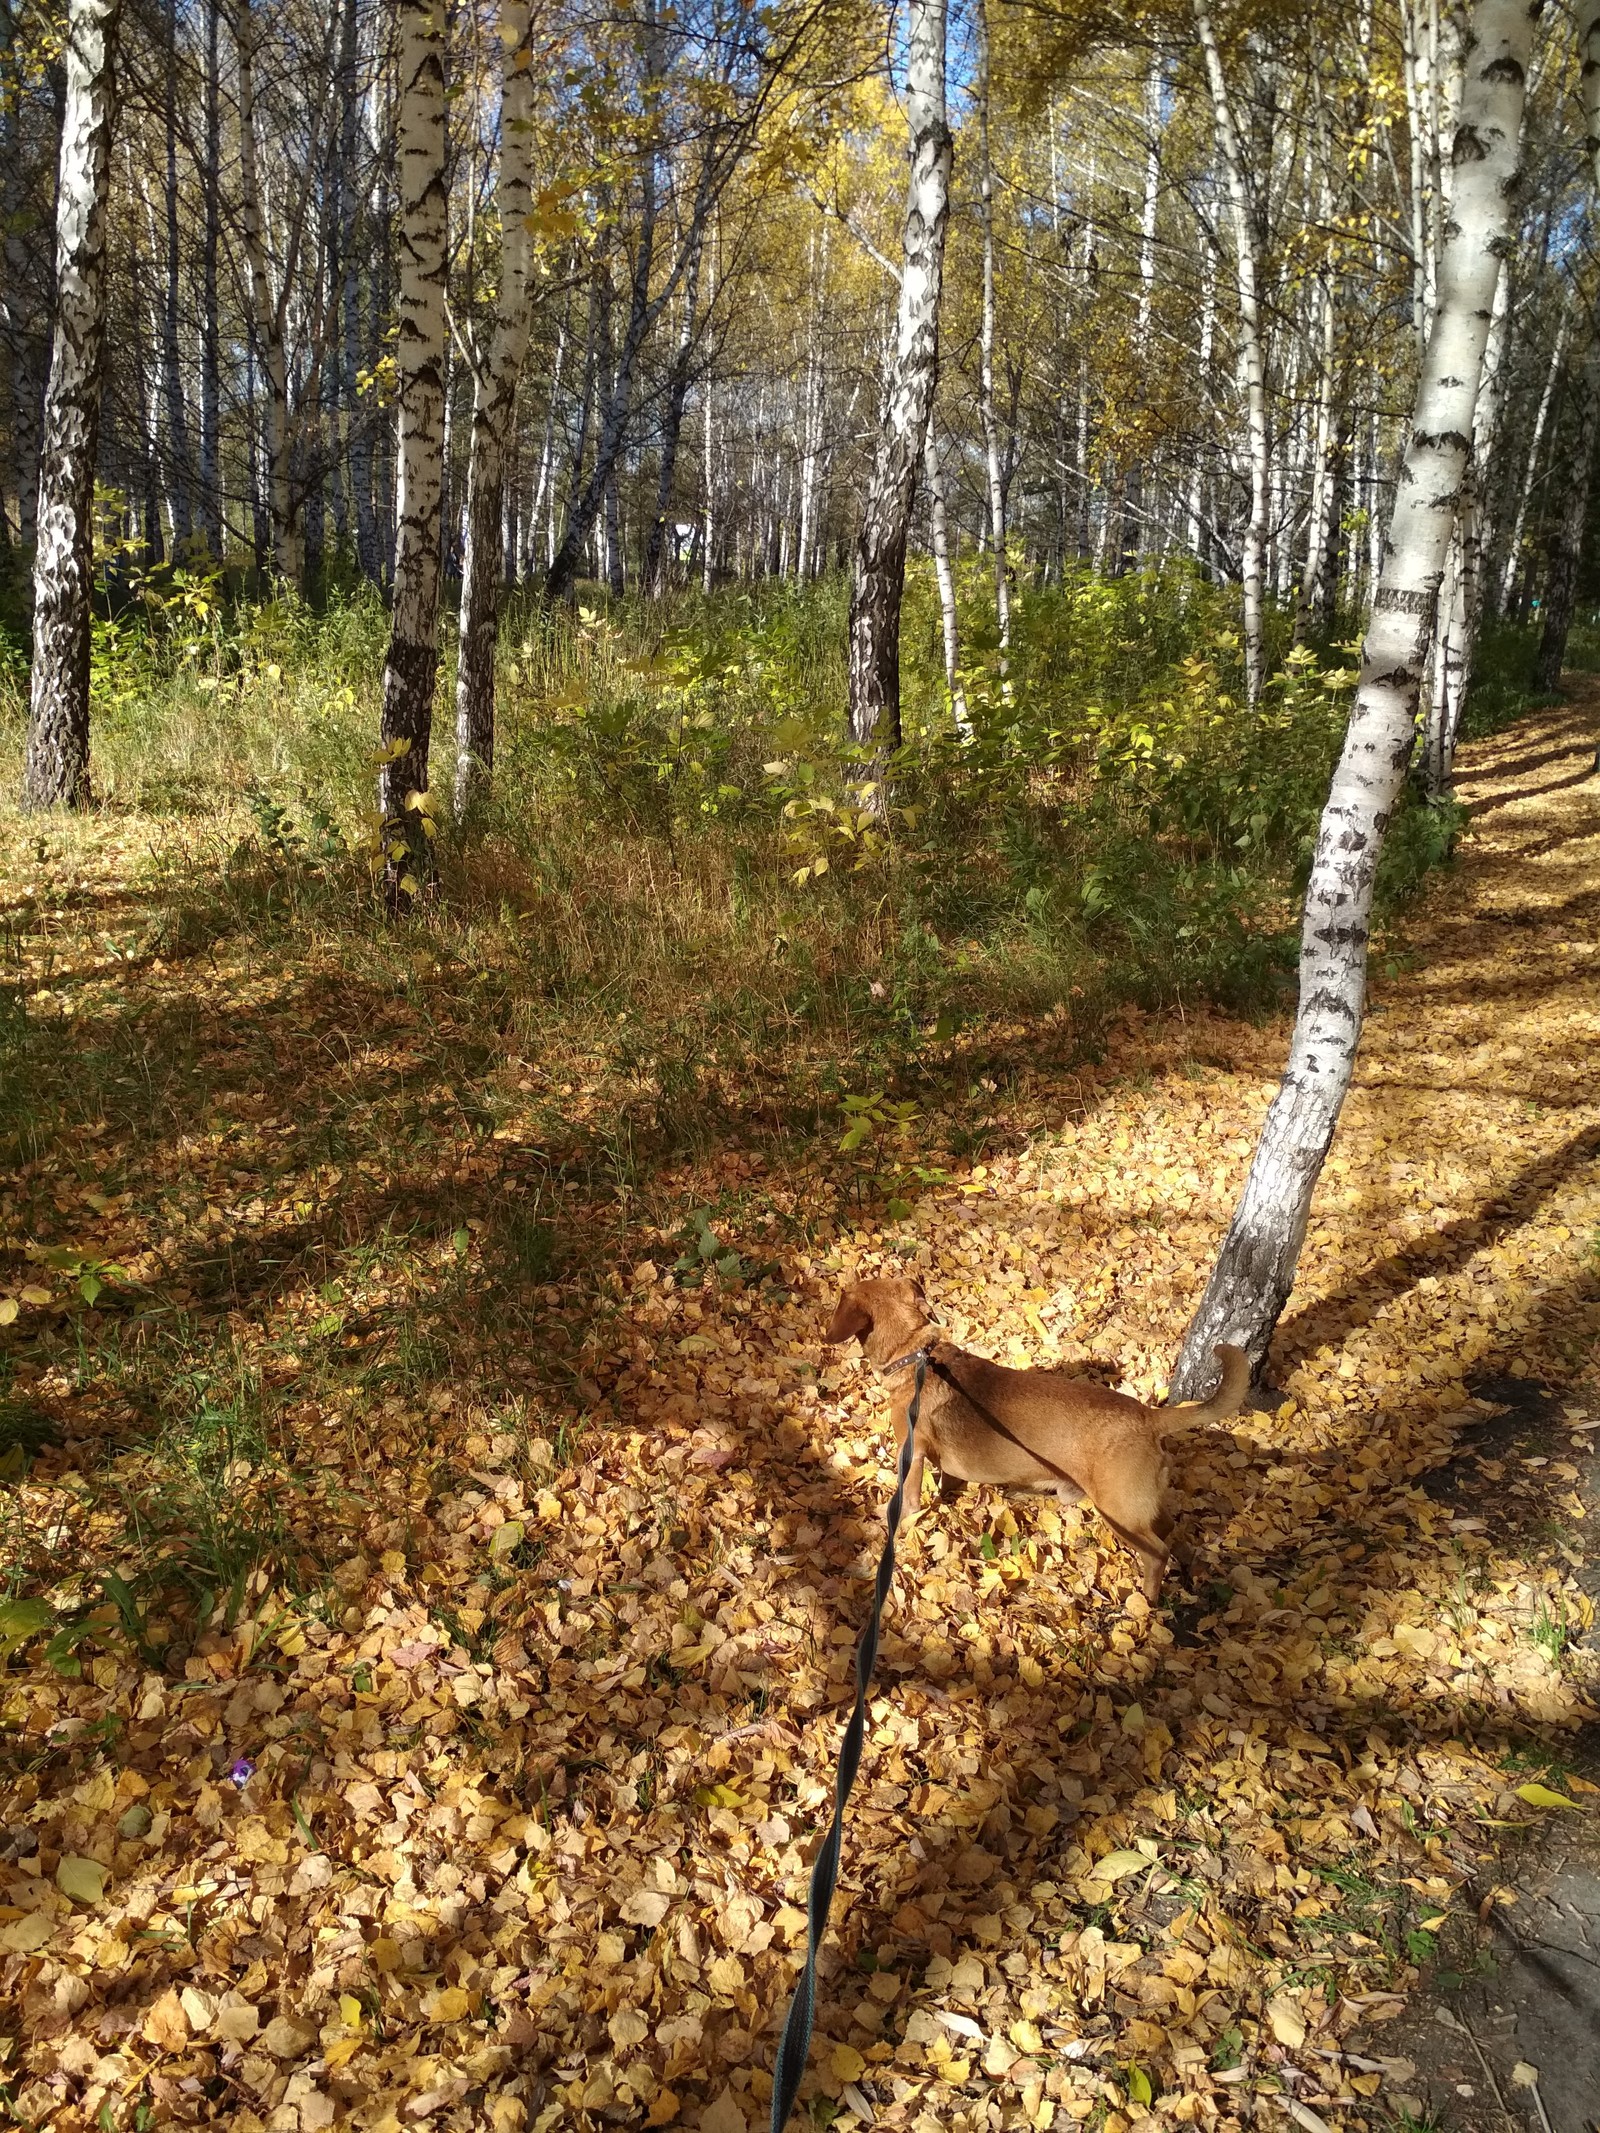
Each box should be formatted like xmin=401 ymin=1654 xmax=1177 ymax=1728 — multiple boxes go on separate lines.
xmin=3 ymin=698 xmax=1599 ymax=2133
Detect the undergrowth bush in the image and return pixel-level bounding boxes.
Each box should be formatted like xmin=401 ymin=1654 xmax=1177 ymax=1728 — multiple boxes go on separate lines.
xmin=0 ymin=559 xmax=1474 ymax=1130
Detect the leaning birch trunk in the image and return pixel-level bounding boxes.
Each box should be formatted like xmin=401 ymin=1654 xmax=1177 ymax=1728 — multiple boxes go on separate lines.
xmin=1169 ymin=0 xmax=1536 ymax=1398
xmin=377 ymin=0 xmax=447 ymax=909
xmin=1193 ymin=2 xmax=1267 ymax=710
xmin=976 ymin=0 xmax=1010 ymax=668
xmin=22 ymin=0 xmax=124 ymax=812
xmin=846 ymin=0 xmax=951 ymax=756
xmin=454 ymin=0 xmax=536 ymax=818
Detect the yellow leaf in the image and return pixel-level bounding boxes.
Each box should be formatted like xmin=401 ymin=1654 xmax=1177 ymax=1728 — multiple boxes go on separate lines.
xmin=489 ymin=1520 xmax=525 ymax=1561
xmin=830 ymin=2043 xmax=865 ymax=2083
xmin=534 ymin=1490 xmax=562 ymax=1522
xmin=57 ymin=1855 xmax=109 ymax=1905
xmin=325 ymin=2035 xmax=363 ymax=2069
xmin=646 ymin=2093 xmax=680 ymax=2129
xmin=1515 ymin=1783 xmax=1579 ymax=1810
xmin=0 ymin=1912 xmax=53 ymax=1954
xmin=20 ymin=1284 xmax=51 ymax=1305
xmin=432 ymin=1986 xmax=471 ymax=2023
xmin=1009 ymin=2018 xmax=1044 ymax=2052
xmin=1267 ymin=1997 xmax=1306 ymax=2050
xmin=1094 ymin=1850 xmax=1152 ymax=1883
xmin=0 ymin=1299 xmax=16 ymax=1325
xmin=1418 ymin=1913 xmax=1448 ymax=1932
xmin=339 ymin=1995 xmax=364 ymax=2031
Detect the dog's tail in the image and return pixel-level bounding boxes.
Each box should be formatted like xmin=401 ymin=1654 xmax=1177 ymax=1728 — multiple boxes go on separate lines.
xmin=1158 ymin=1342 xmax=1249 ymax=1433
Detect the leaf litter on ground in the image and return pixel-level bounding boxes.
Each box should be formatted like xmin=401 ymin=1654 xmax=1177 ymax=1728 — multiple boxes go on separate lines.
xmin=0 ymin=703 xmax=1597 ymax=2132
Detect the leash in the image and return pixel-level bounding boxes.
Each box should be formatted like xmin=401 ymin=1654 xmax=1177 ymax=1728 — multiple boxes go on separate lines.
xmin=768 ymin=1349 xmax=926 ymax=2133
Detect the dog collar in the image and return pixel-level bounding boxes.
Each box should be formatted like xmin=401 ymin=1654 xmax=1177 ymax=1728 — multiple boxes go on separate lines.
xmin=877 ymin=1340 xmax=937 ymax=1378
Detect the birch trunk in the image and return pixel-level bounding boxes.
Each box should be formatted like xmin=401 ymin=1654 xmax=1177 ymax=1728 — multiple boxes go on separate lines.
xmin=1497 ymin=288 xmax=1566 ymax=611
xmin=1127 ymin=49 xmax=1163 ymax=571
xmin=528 ymin=309 xmax=566 ymax=573
xmin=645 ymin=222 xmax=706 ymax=594
xmin=701 ymin=359 xmax=715 ymax=592
xmin=846 ymin=0 xmax=951 ymax=754
xmin=1425 ymin=257 xmax=1509 ymax=795
xmin=454 ymin=0 xmax=536 ymax=816
xmin=378 ymin=0 xmax=447 ymax=907
xmin=1 ymin=4 xmax=44 ymax=554
xmin=341 ymin=0 xmax=379 ymax=582
xmin=199 ymin=0 xmax=222 ymax=554
xmin=161 ymin=0 xmax=193 ymax=547
xmin=976 ymin=0 xmax=1010 ymax=663
xmin=1533 ymin=335 xmax=1600 ymax=691
xmin=1171 ymin=0 xmax=1536 ymax=1398
xmin=1194 ymin=2 xmax=1268 ymax=708
xmin=1540 ymin=0 xmax=1600 ymax=684
xmin=924 ymin=425 xmax=968 ymax=735
xmin=1187 ymin=224 xmax=1217 ymax=569
xmin=22 ymin=0 xmax=123 ymax=812
xmin=235 ymin=0 xmax=298 ymax=587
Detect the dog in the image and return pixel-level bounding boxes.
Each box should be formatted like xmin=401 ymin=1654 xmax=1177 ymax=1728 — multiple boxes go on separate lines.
xmin=823 ymin=1276 xmax=1248 ymax=1602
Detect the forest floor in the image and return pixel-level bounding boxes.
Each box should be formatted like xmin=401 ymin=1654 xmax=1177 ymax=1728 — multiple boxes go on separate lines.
xmin=1 ymin=693 xmax=1599 ymax=2133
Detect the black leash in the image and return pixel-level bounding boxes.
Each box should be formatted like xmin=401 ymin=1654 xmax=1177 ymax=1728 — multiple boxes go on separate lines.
xmin=768 ymin=1348 xmax=926 ymax=2133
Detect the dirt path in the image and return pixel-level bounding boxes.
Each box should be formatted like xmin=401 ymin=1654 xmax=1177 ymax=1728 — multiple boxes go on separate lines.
xmin=2 ymin=698 xmax=1599 ymax=2133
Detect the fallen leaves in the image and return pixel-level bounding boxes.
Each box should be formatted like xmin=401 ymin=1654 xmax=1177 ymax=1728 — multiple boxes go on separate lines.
xmin=0 ymin=713 xmax=1597 ymax=2133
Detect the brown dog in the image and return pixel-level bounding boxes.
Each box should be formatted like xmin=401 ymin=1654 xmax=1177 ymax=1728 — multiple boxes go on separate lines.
xmin=823 ymin=1276 xmax=1248 ymax=1602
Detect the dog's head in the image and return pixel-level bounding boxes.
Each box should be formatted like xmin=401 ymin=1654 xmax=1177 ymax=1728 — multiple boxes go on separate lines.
xmin=823 ymin=1275 xmax=927 ymax=1353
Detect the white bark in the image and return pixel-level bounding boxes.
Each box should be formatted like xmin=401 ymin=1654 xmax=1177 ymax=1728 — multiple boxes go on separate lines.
xmin=976 ymin=0 xmax=1010 ymax=665
xmin=1172 ymin=0 xmax=1536 ymax=1396
xmin=924 ymin=425 xmax=968 ymax=736
xmin=455 ymin=0 xmax=537 ymax=816
xmin=22 ymin=0 xmax=124 ymax=812
xmin=378 ymin=0 xmax=447 ymax=906
xmin=1187 ymin=222 xmax=1217 ymax=566
xmin=1426 ymin=255 xmax=1509 ymax=794
xmin=235 ymin=0 xmax=299 ymax=588
xmin=846 ymin=0 xmax=952 ymax=754
xmin=1193 ymin=2 xmax=1268 ymax=709
xmin=1497 ymin=286 xmax=1568 ymax=610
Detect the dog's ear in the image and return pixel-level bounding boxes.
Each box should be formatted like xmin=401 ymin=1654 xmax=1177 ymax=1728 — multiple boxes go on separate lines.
xmin=823 ymin=1289 xmax=872 ymax=1346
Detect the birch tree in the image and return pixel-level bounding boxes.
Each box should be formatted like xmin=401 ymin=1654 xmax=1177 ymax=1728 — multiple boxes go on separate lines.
xmin=846 ymin=0 xmax=951 ymax=754
xmin=1532 ymin=0 xmax=1600 ymax=691
xmin=377 ymin=0 xmax=447 ymax=907
xmin=976 ymin=0 xmax=1010 ymax=666
xmin=1170 ymin=0 xmax=1538 ymax=1398
xmin=1192 ymin=2 xmax=1267 ymax=710
xmin=454 ymin=0 xmax=537 ymax=816
xmin=21 ymin=0 xmax=124 ymax=812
